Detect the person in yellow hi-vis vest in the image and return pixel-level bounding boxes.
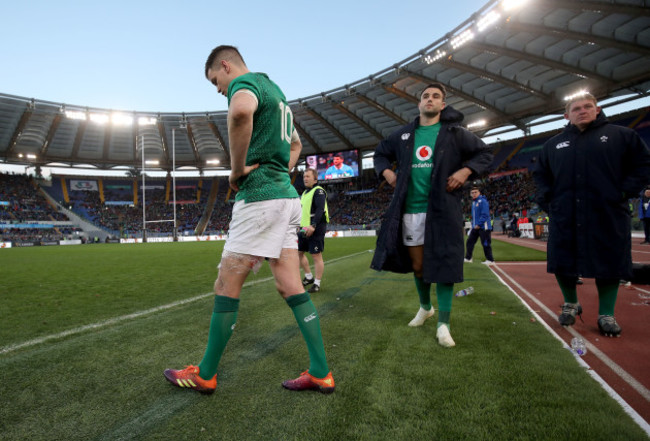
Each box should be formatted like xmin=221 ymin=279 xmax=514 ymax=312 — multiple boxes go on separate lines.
xmin=299 ymin=168 xmax=329 ymax=293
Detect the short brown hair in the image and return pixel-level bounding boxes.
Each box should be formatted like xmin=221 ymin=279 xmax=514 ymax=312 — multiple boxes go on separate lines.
xmin=565 ymin=93 xmax=597 ymax=113
xmin=204 ymin=45 xmax=246 ymax=78
xmin=304 ymin=168 xmax=318 ymax=179
xmin=421 ymin=83 xmax=447 ymax=100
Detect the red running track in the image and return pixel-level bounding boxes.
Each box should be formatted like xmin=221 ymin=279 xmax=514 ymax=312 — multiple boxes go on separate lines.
xmin=489 ymin=235 xmax=650 ymax=428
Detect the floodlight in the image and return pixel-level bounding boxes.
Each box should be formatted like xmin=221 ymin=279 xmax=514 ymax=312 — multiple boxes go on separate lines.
xmin=65 ymin=110 xmax=87 ymax=121
xmin=563 ymin=89 xmax=589 ymax=101
xmin=424 ymin=50 xmax=447 ymax=64
xmin=502 ymin=0 xmax=529 ymax=11
xmin=451 ymin=30 xmax=475 ymax=49
xmin=89 ymin=113 xmax=109 ymax=124
xmin=478 ymin=11 xmax=501 ymax=32
xmin=138 ymin=116 xmax=157 ymax=126
xmin=111 ymin=113 xmax=133 ymax=126
xmin=468 ymin=120 xmax=487 ymax=129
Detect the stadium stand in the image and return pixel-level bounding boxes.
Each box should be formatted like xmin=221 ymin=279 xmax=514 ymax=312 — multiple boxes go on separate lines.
xmin=2 ymin=106 xmax=648 ymax=242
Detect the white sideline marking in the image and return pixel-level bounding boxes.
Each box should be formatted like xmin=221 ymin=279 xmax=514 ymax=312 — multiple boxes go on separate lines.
xmin=0 ymin=249 xmax=372 ymax=356
xmin=490 ymin=265 xmax=650 ymax=436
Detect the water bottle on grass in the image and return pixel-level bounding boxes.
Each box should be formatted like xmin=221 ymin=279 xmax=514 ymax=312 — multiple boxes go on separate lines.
xmin=455 ymin=286 xmax=474 ymax=297
xmin=570 ymin=337 xmax=587 ymax=356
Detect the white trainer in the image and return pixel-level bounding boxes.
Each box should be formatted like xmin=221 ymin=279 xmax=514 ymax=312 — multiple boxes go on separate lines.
xmin=464 ymin=258 xmax=473 ymax=263
xmin=436 ymin=324 xmax=456 ymax=347
xmin=481 ymin=260 xmax=495 ymax=266
xmin=407 ymin=307 xmax=435 ymax=327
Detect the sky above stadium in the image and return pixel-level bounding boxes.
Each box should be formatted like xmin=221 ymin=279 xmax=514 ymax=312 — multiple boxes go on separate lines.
xmin=0 ymin=0 xmax=487 ymax=113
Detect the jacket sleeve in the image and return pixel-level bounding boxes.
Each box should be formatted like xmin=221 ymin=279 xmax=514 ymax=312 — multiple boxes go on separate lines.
xmin=477 ymin=199 xmax=491 ymax=228
xmin=374 ymin=136 xmax=397 ymax=179
xmin=640 ymin=198 xmax=645 ymax=219
xmin=458 ymin=128 xmax=494 ymax=177
xmin=533 ymin=143 xmax=552 ymax=212
xmin=621 ymin=132 xmax=650 ymax=199
xmin=311 ymin=188 xmax=327 ymax=225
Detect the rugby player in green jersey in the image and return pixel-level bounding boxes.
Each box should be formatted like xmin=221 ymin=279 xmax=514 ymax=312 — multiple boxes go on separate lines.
xmin=164 ymin=45 xmax=334 ymax=395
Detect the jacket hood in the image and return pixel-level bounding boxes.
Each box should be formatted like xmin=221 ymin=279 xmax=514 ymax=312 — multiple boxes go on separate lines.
xmin=412 ymin=105 xmax=464 ymax=128
xmin=440 ymin=105 xmax=464 ymax=125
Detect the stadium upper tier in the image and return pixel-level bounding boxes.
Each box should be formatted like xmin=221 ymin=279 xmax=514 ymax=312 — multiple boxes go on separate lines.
xmin=1 ymin=0 xmax=649 ymax=172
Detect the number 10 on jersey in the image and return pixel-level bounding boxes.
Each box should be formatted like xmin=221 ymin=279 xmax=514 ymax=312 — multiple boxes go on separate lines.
xmin=279 ymin=102 xmax=294 ymax=143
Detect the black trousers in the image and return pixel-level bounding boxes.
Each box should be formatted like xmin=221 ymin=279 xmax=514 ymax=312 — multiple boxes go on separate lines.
xmin=643 ymin=218 xmax=650 ymax=242
xmin=465 ymin=228 xmax=494 ymax=261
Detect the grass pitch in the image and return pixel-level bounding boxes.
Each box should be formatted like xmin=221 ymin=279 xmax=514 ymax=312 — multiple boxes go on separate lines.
xmin=0 ymin=238 xmax=647 ymax=441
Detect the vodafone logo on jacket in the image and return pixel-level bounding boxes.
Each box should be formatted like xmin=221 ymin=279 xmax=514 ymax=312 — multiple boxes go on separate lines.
xmin=416 ymin=145 xmax=433 ymax=162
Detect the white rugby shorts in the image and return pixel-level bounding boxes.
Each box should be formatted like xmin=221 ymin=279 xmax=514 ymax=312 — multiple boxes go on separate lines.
xmin=402 ymin=212 xmax=426 ymax=246
xmin=224 ymin=198 xmax=301 ymax=258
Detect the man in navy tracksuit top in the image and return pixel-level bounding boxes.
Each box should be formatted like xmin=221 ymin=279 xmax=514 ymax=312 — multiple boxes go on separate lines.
xmin=464 ymin=187 xmax=494 ymax=264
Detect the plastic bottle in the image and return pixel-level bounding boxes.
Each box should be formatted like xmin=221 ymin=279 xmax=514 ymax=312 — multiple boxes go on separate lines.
xmin=455 ymin=286 xmax=474 ymax=297
xmin=570 ymin=337 xmax=587 ymax=356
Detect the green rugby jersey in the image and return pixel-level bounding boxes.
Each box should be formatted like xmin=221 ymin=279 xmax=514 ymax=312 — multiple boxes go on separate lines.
xmin=227 ymin=72 xmax=299 ymax=203
xmin=404 ymin=123 xmax=440 ymax=214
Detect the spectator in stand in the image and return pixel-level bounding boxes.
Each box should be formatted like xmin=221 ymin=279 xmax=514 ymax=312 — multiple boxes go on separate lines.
xmin=533 ymin=93 xmax=650 ymax=337
xmin=464 ymin=187 xmax=495 ymax=265
xmin=640 ymin=187 xmax=650 ymax=244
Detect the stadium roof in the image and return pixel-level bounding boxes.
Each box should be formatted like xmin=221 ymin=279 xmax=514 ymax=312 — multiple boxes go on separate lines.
xmin=1 ymin=0 xmax=649 ymax=173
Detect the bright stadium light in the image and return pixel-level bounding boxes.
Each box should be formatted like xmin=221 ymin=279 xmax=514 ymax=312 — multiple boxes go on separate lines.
xmin=138 ymin=116 xmax=157 ymax=126
xmin=26 ymin=154 xmax=37 ymax=159
xmin=206 ymin=159 xmax=220 ymax=165
xmin=451 ymin=29 xmax=475 ymax=49
xmin=563 ymin=89 xmax=590 ymax=102
xmin=467 ymin=119 xmax=487 ymax=129
xmin=145 ymin=160 xmax=159 ymax=166
xmin=111 ymin=112 xmax=133 ymax=126
xmin=477 ymin=11 xmax=501 ymax=32
xmin=502 ymin=0 xmax=529 ymax=11
xmin=424 ymin=50 xmax=447 ymax=64
xmin=89 ymin=113 xmax=109 ymax=125
xmin=65 ymin=110 xmax=87 ymax=121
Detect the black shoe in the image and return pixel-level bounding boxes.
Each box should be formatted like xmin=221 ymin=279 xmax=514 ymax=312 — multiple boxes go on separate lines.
xmin=576 ymin=277 xmax=584 ymax=285
xmin=598 ymin=315 xmax=621 ymax=337
xmin=308 ymin=284 xmax=320 ymax=293
xmin=302 ymin=276 xmax=315 ymax=287
xmin=558 ymin=303 xmax=583 ymax=327
xmin=641 ymin=241 xmax=649 ymax=245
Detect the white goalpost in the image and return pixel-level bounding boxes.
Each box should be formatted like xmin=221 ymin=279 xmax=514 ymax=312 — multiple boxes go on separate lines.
xmin=139 ymin=128 xmax=181 ymax=242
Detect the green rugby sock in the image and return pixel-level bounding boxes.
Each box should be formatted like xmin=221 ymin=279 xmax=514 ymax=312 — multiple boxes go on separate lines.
xmin=198 ymin=295 xmax=239 ymax=380
xmin=436 ymin=283 xmax=453 ymax=327
xmin=596 ymin=279 xmax=619 ymax=316
xmin=286 ymin=292 xmax=329 ymax=379
xmin=414 ymin=275 xmax=432 ymax=310
xmin=555 ymin=275 xmax=578 ymax=304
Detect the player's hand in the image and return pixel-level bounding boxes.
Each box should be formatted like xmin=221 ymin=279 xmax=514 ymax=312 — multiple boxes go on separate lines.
xmin=446 ymin=167 xmax=472 ymax=192
xmin=229 ymin=164 xmax=260 ymax=191
xmin=304 ymin=225 xmax=315 ymax=237
xmin=383 ymin=169 xmax=397 ymax=188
